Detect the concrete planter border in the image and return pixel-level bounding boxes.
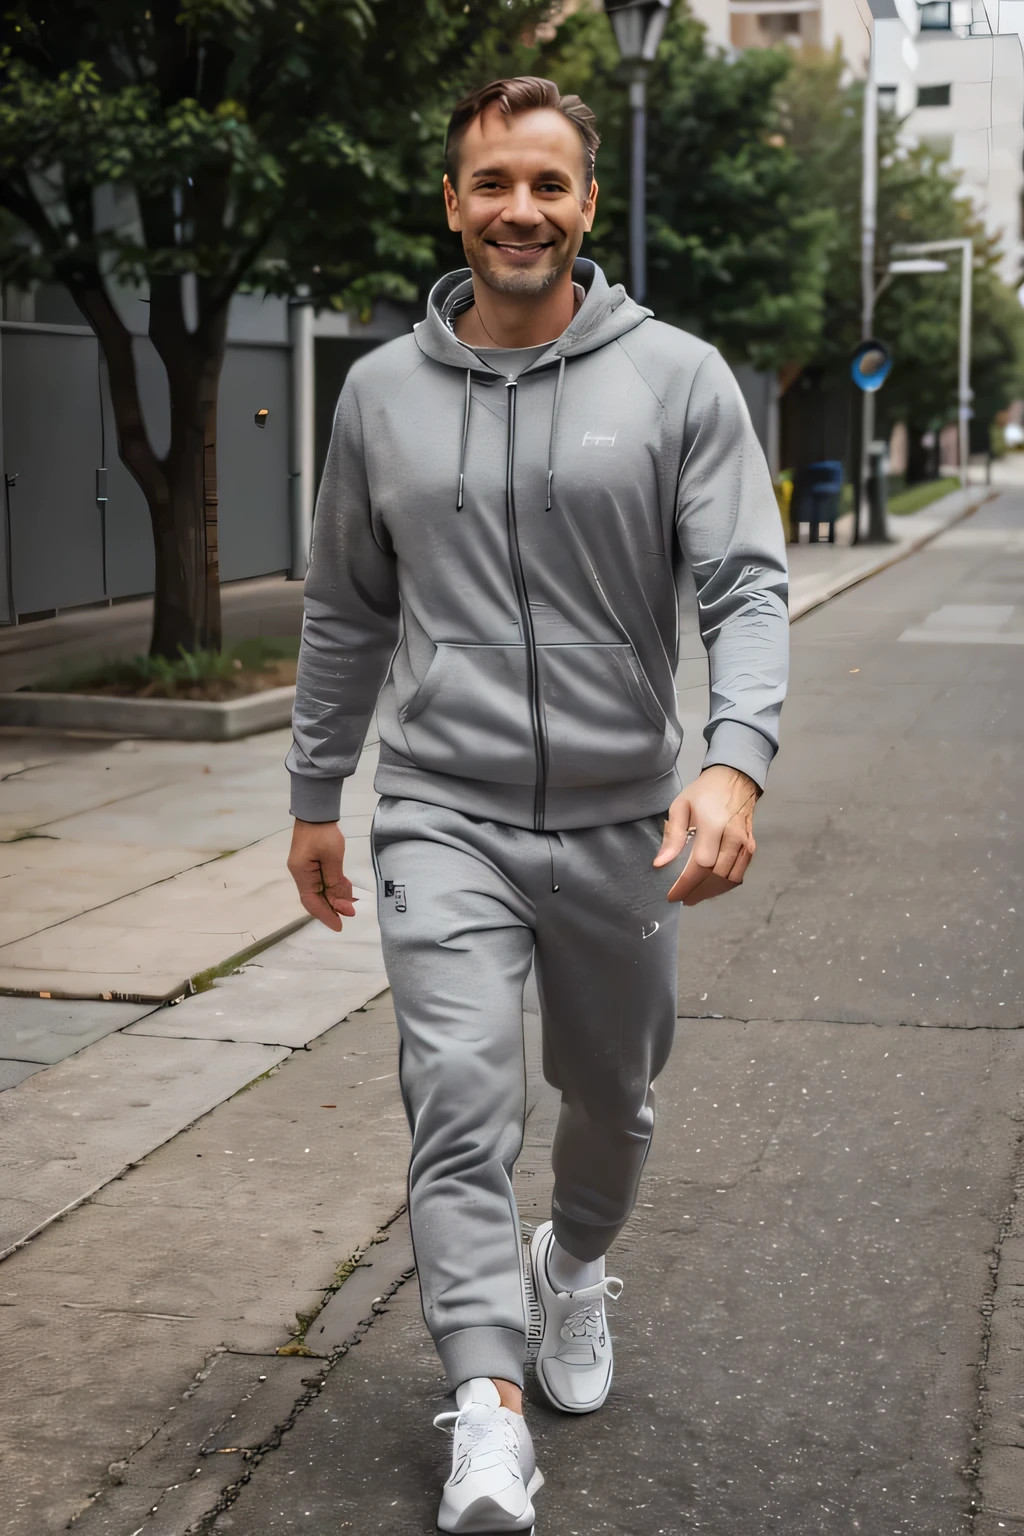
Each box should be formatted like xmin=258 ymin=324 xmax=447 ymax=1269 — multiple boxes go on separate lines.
xmin=0 ymin=684 xmax=295 ymax=740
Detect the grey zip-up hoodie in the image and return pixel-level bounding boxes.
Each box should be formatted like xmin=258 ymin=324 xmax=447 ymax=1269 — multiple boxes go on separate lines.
xmin=288 ymin=258 xmax=789 ymax=831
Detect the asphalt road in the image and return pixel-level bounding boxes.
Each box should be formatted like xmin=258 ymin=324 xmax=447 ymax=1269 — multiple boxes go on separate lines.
xmin=134 ymin=494 xmax=1024 ymax=1534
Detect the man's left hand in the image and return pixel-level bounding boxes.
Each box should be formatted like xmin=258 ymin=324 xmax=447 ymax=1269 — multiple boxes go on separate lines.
xmin=654 ymin=765 xmax=760 ymax=905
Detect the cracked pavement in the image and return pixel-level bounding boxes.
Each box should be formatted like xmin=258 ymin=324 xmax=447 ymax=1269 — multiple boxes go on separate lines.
xmin=1 ymin=491 xmax=1023 ymax=1535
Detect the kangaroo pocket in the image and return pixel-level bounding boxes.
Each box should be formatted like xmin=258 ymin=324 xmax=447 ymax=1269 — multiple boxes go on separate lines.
xmin=538 ymin=643 xmax=680 ymax=789
xmin=391 ymin=640 xmax=680 ymax=791
xmin=396 ymin=643 xmax=537 ymax=784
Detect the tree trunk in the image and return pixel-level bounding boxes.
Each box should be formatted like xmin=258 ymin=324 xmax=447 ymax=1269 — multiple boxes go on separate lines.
xmin=905 ymin=425 xmax=931 ymax=485
xmin=72 ymin=278 xmax=227 ymax=661
xmin=150 ymin=376 xmax=223 ymax=658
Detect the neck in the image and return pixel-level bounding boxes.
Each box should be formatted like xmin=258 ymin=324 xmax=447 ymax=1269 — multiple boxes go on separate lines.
xmin=454 ymin=268 xmax=578 ymax=349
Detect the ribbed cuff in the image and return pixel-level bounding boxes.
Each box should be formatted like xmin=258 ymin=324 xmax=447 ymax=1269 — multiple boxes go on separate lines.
xmin=436 ymin=1326 xmax=526 ymax=1392
xmin=288 ymin=771 xmax=345 ymax=823
xmin=702 ymin=720 xmax=775 ymax=791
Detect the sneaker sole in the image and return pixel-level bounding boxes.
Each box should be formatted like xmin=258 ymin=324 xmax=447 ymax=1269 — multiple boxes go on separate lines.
xmin=521 ymin=1222 xmax=543 ymax=1361
xmin=437 ymin=1469 xmax=544 ymax=1534
xmin=528 ymin=1225 xmax=613 ymax=1416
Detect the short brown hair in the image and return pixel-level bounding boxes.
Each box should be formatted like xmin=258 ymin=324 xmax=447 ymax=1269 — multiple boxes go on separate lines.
xmin=445 ymin=76 xmax=600 ymax=189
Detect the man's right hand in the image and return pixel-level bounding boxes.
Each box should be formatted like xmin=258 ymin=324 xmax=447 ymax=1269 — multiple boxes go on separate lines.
xmin=287 ymin=819 xmax=357 ymax=932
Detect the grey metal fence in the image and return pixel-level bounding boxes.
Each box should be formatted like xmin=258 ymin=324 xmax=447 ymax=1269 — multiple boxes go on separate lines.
xmin=0 ymin=312 xmax=291 ymax=624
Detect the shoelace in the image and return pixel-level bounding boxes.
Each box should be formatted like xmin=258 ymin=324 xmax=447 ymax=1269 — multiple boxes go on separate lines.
xmin=555 ymin=1275 xmax=624 ymax=1343
xmin=433 ymin=1406 xmax=520 ymax=1460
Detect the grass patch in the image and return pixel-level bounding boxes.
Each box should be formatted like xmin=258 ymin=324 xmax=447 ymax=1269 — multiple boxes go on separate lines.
xmin=30 ymin=635 xmax=300 ymax=701
xmin=887 ymin=477 xmax=959 ymax=517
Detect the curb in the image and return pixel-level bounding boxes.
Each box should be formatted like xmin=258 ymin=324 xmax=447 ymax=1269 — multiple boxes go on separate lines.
xmin=788 ymin=488 xmax=991 ymax=623
xmin=0 ymin=684 xmax=295 ymax=740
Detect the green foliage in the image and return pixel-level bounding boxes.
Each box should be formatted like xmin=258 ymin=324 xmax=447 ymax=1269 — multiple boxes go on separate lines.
xmin=0 ymin=0 xmax=548 ymax=310
xmin=34 ymin=635 xmax=299 ymax=696
xmin=487 ymin=3 xmax=833 ymax=369
xmin=887 ymin=476 xmax=959 ymax=516
xmin=776 ymin=49 xmax=1024 ymax=441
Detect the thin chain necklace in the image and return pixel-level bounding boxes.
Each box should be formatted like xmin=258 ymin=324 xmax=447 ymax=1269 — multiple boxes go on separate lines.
xmin=471 ymin=286 xmax=582 ymax=349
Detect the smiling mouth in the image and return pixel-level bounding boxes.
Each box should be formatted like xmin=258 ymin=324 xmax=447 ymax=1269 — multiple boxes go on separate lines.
xmin=487 ymin=240 xmax=553 ymax=255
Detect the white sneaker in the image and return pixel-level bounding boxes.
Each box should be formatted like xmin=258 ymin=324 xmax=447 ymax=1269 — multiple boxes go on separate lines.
xmin=529 ymin=1221 xmax=623 ymax=1415
xmin=433 ymin=1384 xmax=544 ymax=1533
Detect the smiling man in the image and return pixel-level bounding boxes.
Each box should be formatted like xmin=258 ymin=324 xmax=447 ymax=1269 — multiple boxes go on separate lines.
xmin=287 ymin=77 xmax=789 ymax=1532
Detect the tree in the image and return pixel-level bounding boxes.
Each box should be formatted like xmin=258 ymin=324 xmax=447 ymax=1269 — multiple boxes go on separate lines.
xmin=776 ymin=48 xmax=1024 ymax=479
xmin=514 ymin=2 xmax=834 ymax=371
xmin=0 ymin=0 xmax=545 ymax=657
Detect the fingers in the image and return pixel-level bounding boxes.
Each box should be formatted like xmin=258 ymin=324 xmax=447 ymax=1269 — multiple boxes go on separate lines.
xmin=664 ymin=808 xmax=756 ymax=905
xmin=653 ymin=794 xmax=692 ymax=867
xmin=318 ymin=852 xmax=356 ymax=918
xmin=297 ymin=878 xmax=344 ymax=932
xmin=287 ymin=821 xmax=355 ymax=932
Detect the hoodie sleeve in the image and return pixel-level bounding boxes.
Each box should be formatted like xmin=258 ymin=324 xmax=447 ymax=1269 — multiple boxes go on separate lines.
xmin=675 ymin=349 xmax=789 ymax=791
xmin=286 ymin=376 xmax=400 ymax=822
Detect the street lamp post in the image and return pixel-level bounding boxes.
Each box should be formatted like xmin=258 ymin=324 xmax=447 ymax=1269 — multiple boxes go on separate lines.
xmin=604 ymin=0 xmax=671 ymax=306
xmin=890 ymin=238 xmax=976 ymax=485
xmin=889 ymin=240 xmax=974 ymax=491
xmin=857 ymin=0 xmax=901 ymax=544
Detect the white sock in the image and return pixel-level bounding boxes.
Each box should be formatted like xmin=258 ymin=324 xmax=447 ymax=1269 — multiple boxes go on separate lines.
xmin=455 ymin=1376 xmax=501 ymax=1410
xmin=547 ymin=1236 xmax=605 ymax=1293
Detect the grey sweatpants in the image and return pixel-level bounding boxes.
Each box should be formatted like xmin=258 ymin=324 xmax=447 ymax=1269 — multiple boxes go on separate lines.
xmin=371 ymin=795 xmax=682 ymax=1391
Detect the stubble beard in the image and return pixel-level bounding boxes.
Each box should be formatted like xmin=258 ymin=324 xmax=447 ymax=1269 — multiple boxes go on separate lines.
xmin=469 ymin=237 xmax=575 ymax=299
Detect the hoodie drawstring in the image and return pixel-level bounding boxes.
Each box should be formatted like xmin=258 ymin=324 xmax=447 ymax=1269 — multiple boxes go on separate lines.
xmin=456 ymin=368 xmax=472 ymax=512
xmin=455 ymin=355 xmax=567 ymax=514
xmin=546 ymin=355 xmax=566 ymax=512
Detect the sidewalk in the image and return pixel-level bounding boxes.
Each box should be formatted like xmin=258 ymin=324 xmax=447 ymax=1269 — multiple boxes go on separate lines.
xmin=0 ymin=479 xmax=1019 ymax=1536
xmin=0 ymin=481 xmax=989 ymax=1248
xmin=0 ymin=475 xmax=1005 ymax=1533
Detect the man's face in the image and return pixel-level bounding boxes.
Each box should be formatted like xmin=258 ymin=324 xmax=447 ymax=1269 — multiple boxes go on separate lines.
xmin=444 ymin=105 xmax=597 ymax=297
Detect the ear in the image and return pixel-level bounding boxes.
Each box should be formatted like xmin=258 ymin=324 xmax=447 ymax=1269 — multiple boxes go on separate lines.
xmin=443 ymin=173 xmax=462 ymax=233
xmin=582 ymin=177 xmax=598 ymax=233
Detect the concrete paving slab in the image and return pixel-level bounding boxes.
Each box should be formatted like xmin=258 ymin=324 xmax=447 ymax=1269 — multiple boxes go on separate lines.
xmin=0 ymin=836 xmax=206 ymax=946
xmin=66 ymin=1351 xmax=317 ymax=1536
xmin=40 ymin=780 xmax=292 ymax=853
xmin=0 ymin=829 xmax=304 ymax=1000
xmin=0 ymin=1031 xmax=287 ymax=1258
xmin=306 ymin=1214 xmax=415 ymax=1356
xmin=0 ymin=995 xmax=155 ymax=1062
xmin=126 ymin=895 xmax=387 ymax=1047
xmin=0 ymin=742 xmax=211 ymax=840
xmin=0 ymin=995 xmax=408 ymax=1535
xmin=0 ymin=1059 xmax=43 ymax=1090
xmin=254 ymin=901 xmax=385 ymax=975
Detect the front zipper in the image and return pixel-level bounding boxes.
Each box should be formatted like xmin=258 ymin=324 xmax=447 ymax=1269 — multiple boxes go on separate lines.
xmin=504 ymin=378 xmax=548 ymax=831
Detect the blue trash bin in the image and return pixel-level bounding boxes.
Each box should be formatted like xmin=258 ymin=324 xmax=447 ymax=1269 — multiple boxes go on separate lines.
xmin=794 ymin=460 xmax=844 ymax=544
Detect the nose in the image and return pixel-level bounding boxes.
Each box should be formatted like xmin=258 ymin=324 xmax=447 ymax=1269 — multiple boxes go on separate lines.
xmin=501 ymin=180 xmax=544 ymax=229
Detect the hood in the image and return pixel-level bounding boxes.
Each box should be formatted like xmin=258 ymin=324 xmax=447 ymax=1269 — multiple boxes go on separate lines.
xmin=414 ymin=257 xmax=651 ymax=373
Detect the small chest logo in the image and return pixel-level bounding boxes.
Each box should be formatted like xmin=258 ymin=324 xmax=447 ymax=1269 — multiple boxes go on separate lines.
xmin=582 ymin=430 xmax=617 ymax=448
xmin=383 ymin=880 xmax=407 ymax=912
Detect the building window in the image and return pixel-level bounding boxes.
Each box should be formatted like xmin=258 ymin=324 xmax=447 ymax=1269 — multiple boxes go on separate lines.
xmin=878 ymin=85 xmax=898 ymax=113
xmin=917 ymin=83 xmax=951 ymax=106
xmin=918 ymin=1 xmax=951 ymax=27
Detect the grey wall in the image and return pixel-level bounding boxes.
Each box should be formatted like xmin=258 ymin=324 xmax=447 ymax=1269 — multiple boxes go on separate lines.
xmin=2 ymin=328 xmax=109 ymax=615
xmin=0 ymin=316 xmax=290 ymax=620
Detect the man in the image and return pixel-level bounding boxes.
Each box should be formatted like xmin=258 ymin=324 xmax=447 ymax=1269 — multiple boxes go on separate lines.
xmin=287 ymin=76 xmax=788 ymax=1534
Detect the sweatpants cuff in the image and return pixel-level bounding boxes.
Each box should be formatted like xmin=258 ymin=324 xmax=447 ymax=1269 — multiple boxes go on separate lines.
xmin=552 ymin=1212 xmax=622 ymax=1264
xmin=437 ymin=1326 xmax=526 ymax=1392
